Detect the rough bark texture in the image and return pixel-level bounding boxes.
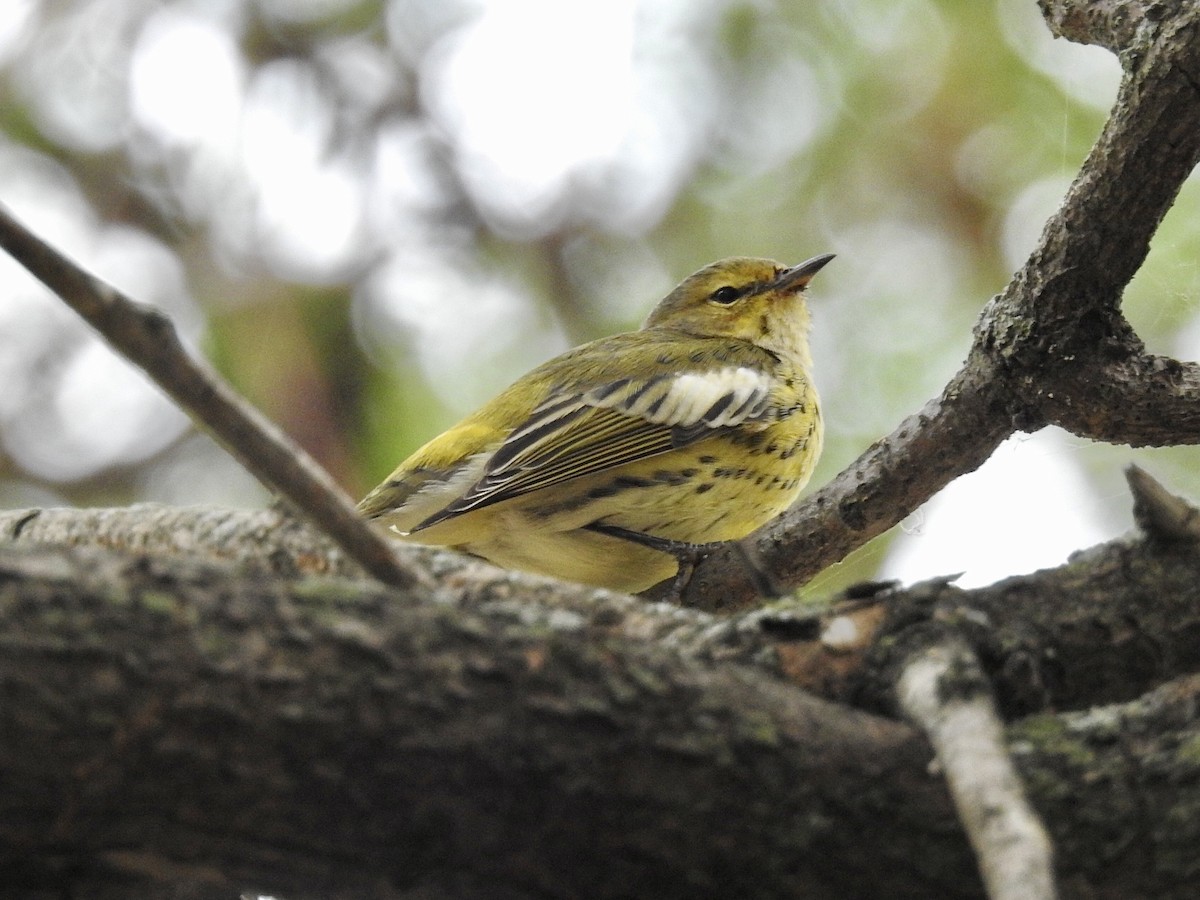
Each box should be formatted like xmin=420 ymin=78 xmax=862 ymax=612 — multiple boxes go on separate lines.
xmin=1 ymin=496 xmax=1200 ymax=898
xmin=0 ymin=542 xmax=966 ymax=900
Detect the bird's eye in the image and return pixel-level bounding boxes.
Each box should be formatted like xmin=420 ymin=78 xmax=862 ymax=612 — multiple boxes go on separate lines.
xmin=710 ymin=285 xmax=741 ymax=305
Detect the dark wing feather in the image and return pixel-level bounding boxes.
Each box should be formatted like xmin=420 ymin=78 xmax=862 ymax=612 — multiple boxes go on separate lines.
xmin=411 ymin=365 xmax=776 ymax=531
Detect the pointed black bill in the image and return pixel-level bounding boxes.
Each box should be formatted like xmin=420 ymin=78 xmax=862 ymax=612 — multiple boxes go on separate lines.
xmin=775 ymin=253 xmax=835 ymax=292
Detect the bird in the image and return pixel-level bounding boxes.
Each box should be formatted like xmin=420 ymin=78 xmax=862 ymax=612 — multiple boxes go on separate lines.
xmin=358 ymin=254 xmax=832 ymax=595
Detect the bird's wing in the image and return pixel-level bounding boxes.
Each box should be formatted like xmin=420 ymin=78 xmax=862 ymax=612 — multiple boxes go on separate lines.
xmin=410 ymin=363 xmax=778 ymax=531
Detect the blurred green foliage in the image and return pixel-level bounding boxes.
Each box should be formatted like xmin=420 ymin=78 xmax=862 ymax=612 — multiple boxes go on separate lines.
xmin=0 ymin=0 xmax=1196 ymax=595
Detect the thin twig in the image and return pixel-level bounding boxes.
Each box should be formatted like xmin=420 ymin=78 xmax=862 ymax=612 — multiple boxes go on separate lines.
xmin=897 ymin=640 xmax=1057 ymax=900
xmin=0 ymin=203 xmax=418 ymax=591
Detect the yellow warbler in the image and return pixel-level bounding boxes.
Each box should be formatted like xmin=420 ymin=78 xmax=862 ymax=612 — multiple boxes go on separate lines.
xmin=359 ymin=254 xmax=832 ymax=594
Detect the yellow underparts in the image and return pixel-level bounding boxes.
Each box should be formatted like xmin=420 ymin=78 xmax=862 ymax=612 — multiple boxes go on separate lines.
xmin=395 ymin=412 xmax=822 ymax=594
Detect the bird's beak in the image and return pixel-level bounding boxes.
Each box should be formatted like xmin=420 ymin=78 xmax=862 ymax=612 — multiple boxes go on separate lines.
xmin=775 ymin=253 xmax=835 ymax=293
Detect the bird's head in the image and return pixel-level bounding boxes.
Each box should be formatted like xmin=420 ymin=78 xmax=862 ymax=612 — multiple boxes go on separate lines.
xmin=644 ymin=254 xmax=834 ymax=359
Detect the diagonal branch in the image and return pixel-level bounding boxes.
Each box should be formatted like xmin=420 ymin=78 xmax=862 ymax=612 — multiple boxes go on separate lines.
xmin=0 ymin=204 xmax=418 ymax=591
xmin=681 ymin=0 xmax=1200 ymax=610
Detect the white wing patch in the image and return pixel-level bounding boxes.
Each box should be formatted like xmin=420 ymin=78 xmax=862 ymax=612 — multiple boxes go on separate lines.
xmin=585 ymin=366 xmax=773 ymax=429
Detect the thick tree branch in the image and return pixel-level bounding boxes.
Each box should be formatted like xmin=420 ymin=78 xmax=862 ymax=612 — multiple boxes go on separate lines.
xmin=3 ymin=470 xmax=1200 ymax=897
xmin=2 ymin=526 xmax=1200 ymax=899
xmin=1 ymin=504 xmax=362 ymax=579
xmin=4 ymin=465 xmax=1200 ymax=721
xmin=0 ymin=542 xmax=970 ymax=900
xmin=685 ymin=1 xmax=1200 ymax=609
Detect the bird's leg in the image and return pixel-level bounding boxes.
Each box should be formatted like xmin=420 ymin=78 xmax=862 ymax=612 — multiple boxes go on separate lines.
xmin=584 ymin=522 xmax=712 ymax=601
xmin=585 ymin=523 xmax=785 ymax=601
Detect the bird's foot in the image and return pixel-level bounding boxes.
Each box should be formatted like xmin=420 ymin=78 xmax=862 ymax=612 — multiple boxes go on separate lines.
xmin=584 ymin=522 xmax=713 ymax=601
xmin=584 ymin=523 xmax=781 ymax=602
